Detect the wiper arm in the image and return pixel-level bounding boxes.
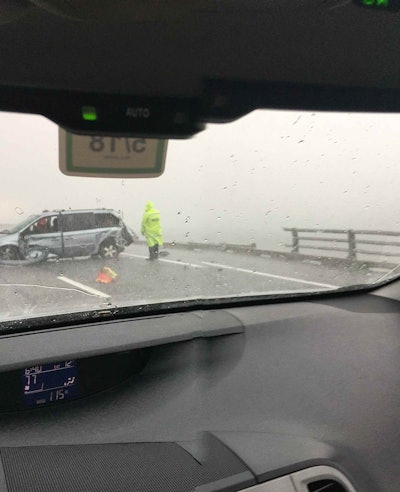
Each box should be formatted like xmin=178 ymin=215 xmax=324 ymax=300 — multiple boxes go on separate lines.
xmin=374 ymin=263 xmax=400 ymax=284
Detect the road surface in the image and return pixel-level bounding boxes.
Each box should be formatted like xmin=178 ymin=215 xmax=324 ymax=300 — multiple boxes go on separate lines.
xmin=0 ymin=243 xmax=390 ymax=324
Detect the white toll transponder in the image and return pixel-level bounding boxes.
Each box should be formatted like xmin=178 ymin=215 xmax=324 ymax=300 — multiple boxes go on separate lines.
xmin=57 ymin=276 xmax=111 ymax=298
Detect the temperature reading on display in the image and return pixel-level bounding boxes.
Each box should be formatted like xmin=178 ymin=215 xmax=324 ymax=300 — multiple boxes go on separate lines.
xmin=22 ymin=360 xmax=78 ymax=407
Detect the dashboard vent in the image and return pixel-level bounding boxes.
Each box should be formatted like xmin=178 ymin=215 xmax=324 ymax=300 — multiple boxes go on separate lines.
xmin=308 ymin=478 xmax=348 ymax=491
xmin=291 ymin=466 xmax=356 ymax=492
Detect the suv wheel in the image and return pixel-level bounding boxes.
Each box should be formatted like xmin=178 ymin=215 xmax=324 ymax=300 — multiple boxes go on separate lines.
xmin=99 ymin=240 xmax=119 ymax=259
xmin=0 ymin=245 xmax=20 ymax=261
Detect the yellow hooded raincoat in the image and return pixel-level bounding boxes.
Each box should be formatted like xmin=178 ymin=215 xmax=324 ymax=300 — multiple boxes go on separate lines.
xmin=141 ymin=201 xmax=163 ymax=247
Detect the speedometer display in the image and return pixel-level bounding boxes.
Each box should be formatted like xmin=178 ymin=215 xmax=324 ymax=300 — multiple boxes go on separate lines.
xmin=22 ymin=360 xmax=78 ymax=407
xmin=0 ymin=350 xmax=148 ymax=412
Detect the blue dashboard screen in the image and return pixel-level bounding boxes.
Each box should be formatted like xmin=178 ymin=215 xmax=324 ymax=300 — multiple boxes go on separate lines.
xmin=22 ymin=360 xmax=78 ymax=407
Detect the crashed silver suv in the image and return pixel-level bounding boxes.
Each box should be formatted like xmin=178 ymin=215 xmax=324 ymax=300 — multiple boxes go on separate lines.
xmin=0 ymin=209 xmax=136 ymax=262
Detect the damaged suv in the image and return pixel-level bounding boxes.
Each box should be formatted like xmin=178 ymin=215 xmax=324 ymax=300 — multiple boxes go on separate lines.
xmin=0 ymin=209 xmax=136 ymax=262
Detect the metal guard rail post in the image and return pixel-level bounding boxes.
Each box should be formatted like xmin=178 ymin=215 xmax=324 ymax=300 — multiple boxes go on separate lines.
xmin=284 ymin=227 xmax=400 ymax=263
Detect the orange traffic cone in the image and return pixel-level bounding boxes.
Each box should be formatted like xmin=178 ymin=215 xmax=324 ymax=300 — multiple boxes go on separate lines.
xmin=103 ymin=267 xmax=118 ymax=280
xmin=96 ymin=270 xmax=113 ymax=284
xmin=96 ymin=266 xmax=118 ymax=284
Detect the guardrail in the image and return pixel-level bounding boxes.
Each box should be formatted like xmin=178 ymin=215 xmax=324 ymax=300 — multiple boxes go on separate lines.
xmin=284 ymin=228 xmax=400 ymax=262
xmin=140 ymin=230 xmax=400 ymax=269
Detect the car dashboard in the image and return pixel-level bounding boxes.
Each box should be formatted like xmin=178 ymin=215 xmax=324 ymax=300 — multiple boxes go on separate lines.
xmin=1 ymin=0 xmax=400 ymax=490
xmin=0 ymin=282 xmax=398 ymax=491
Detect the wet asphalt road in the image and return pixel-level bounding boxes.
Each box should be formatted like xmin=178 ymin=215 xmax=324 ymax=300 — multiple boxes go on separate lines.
xmin=0 ymin=244 xmax=387 ymax=323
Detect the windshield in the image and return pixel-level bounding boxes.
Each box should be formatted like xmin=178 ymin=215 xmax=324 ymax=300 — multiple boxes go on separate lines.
xmin=0 ymin=111 xmax=399 ymax=326
xmin=4 ymin=215 xmax=39 ymax=234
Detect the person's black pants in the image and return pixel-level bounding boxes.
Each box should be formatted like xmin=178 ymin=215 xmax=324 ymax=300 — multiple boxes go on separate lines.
xmin=148 ymin=244 xmax=159 ymax=259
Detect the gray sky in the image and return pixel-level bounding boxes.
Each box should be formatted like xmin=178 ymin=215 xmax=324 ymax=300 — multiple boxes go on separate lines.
xmin=0 ymin=110 xmax=398 ymax=250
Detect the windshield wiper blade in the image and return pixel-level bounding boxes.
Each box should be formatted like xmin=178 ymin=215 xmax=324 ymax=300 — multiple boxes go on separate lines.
xmin=374 ymin=263 xmax=400 ymax=284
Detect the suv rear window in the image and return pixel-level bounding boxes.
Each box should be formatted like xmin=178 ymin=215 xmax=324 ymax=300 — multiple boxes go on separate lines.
xmin=62 ymin=213 xmax=95 ymax=232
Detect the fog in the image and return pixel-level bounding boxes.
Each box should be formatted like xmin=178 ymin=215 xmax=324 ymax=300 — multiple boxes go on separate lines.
xmin=0 ymin=110 xmax=399 ymax=251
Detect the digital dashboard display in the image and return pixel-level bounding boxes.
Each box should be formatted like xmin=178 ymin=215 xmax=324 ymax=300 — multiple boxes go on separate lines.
xmin=22 ymin=360 xmax=78 ymax=407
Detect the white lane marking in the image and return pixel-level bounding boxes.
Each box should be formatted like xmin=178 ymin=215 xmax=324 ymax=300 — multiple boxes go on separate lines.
xmin=122 ymin=253 xmax=147 ymax=259
xmin=48 ymin=256 xmax=90 ymax=262
xmin=160 ymin=258 xmax=204 ymax=268
xmin=57 ymin=276 xmax=111 ymax=298
xmin=0 ymin=282 xmax=101 ymax=298
xmin=202 ymin=262 xmax=338 ymax=289
xmin=121 ymin=253 xmax=204 ymax=268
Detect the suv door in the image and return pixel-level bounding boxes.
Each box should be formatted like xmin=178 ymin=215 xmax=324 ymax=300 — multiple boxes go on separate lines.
xmin=23 ymin=214 xmax=62 ymax=256
xmin=61 ymin=213 xmax=96 ymax=257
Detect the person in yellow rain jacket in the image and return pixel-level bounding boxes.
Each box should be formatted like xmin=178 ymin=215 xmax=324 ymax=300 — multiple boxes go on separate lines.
xmin=141 ymin=201 xmax=163 ymax=260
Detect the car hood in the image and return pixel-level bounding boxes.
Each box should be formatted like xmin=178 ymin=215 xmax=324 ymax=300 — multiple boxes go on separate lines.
xmin=0 ymin=231 xmax=19 ymax=246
